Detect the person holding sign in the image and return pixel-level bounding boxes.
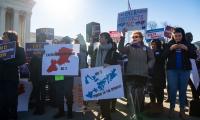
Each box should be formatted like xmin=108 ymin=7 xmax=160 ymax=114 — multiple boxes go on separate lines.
xmin=0 ymin=31 xmax=26 ymax=120
xmin=162 ymin=28 xmax=197 ymax=120
xmin=88 ymin=32 xmax=114 ymax=120
xmin=118 ymin=29 xmax=155 ymax=120
xmin=53 ymin=36 xmax=74 ymax=119
xmin=29 ymin=50 xmax=45 ymax=115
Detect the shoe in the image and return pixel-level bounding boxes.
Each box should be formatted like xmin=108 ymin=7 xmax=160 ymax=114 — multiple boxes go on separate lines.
xmin=67 ymin=111 xmax=73 ymax=119
xmin=53 ymin=112 xmax=65 ymax=119
xmin=179 ymin=111 xmax=187 ymax=120
xmin=168 ymin=109 xmax=174 ymax=119
xmin=33 ymin=108 xmax=45 ymax=115
xmin=111 ymin=108 xmax=117 ymax=112
xmin=165 ymin=98 xmax=170 ymax=103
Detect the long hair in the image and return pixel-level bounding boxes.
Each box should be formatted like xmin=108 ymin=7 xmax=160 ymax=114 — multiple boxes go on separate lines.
xmin=172 ymin=27 xmax=186 ymax=42
xmin=100 ymin=32 xmax=113 ymax=44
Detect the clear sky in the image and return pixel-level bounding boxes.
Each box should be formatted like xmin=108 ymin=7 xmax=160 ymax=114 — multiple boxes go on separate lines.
xmin=31 ymin=0 xmax=200 ymax=42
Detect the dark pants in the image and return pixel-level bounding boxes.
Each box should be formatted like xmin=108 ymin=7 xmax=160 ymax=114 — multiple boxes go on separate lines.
xmin=99 ymin=99 xmax=112 ymax=120
xmin=150 ymin=86 xmax=164 ymax=104
xmin=0 ymin=81 xmax=18 ymax=120
xmin=31 ymin=78 xmax=45 ymax=111
xmin=54 ymin=77 xmax=73 ymax=108
xmin=189 ymin=79 xmax=200 ymax=100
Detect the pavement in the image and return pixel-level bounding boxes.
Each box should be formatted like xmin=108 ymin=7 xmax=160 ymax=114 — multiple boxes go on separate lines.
xmin=18 ymin=88 xmax=200 ymax=120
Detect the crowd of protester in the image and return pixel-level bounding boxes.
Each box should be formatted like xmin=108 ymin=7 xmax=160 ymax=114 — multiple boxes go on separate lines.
xmin=0 ymin=27 xmax=200 ymax=120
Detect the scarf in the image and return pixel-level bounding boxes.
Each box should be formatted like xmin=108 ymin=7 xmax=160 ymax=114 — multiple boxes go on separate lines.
xmin=95 ymin=43 xmax=112 ymax=67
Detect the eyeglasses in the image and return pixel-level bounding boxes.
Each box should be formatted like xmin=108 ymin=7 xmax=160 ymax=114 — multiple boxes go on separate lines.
xmin=132 ymin=36 xmax=140 ymax=39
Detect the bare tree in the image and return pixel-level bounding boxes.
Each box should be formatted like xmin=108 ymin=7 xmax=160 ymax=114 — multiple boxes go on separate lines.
xmin=147 ymin=21 xmax=157 ymax=30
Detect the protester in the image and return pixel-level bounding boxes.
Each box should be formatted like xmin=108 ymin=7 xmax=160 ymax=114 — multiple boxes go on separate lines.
xmin=88 ymin=32 xmax=114 ymax=120
xmin=185 ymin=32 xmax=200 ymax=100
xmin=149 ymin=39 xmax=166 ymax=112
xmin=53 ymin=36 xmax=74 ymax=119
xmin=118 ymin=30 xmax=155 ymax=120
xmin=29 ymin=50 xmax=45 ymax=115
xmin=0 ymin=31 xmax=26 ymax=120
xmin=162 ymin=27 xmax=197 ymax=119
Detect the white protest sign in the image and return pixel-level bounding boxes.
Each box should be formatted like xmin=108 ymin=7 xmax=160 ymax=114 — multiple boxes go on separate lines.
xmin=190 ymin=59 xmax=200 ymax=90
xmin=17 ymin=79 xmax=32 ymax=111
xmin=81 ymin=65 xmax=124 ymax=101
xmin=145 ymin=28 xmax=164 ymax=42
xmin=42 ymin=44 xmax=80 ymax=75
xmin=117 ymin=8 xmax=148 ymax=32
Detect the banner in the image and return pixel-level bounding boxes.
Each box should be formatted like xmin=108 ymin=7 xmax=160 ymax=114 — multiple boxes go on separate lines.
xmin=109 ymin=31 xmax=121 ymax=43
xmin=36 ymin=28 xmax=54 ymax=42
xmin=190 ymin=59 xmax=200 ymax=90
xmin=42 ymin=44 xmax=80 ymax=75
xmin=164 ymin=25 xmax=174 ymax=38
xmin=145 ymin=28 xmax=164 ymax=42
xmin=117 ymin=8 xmax=148 ymax=32
xmin=0 ymin=41 xmax=16 ymax=60
xmin=25 ymin=42 xmax=48 ymax=62
xmin=81 ymin=65 xmax=124 ymax=101
xmin=17 ymin=79 xmax=32 ymax=111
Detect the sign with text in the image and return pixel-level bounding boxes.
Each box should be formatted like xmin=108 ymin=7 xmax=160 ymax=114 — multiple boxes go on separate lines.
xmin=25 ymin=42 xmax=48 ymax=61
xmin=42 ymin=44 xmax=80 ymax=75
xmin=81 ymin=65 xmax=124 ymax=101
xmin=145 ymin=28 xmax=164 ymax=42
xmin=0 ymin=41 xmax=16 ymax=60
xmin=117 ymin=8 xmax=148 ymax=32
xmin=164 ymin=25 xmax=174 ymax=38
xmin=109 ymin=31 xmax=121 ymax=42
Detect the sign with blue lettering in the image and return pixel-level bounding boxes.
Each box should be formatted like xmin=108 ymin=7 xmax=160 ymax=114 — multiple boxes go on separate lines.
xmin=117 ymin=8 xmax=148 ymax=32
xmin=81 ymin=65 xmax=124 ymax=100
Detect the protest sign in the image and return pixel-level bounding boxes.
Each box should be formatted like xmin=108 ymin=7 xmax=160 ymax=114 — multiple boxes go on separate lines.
xmin=0 ymin=41 xmax=16 ymax=60
xmin=42 ymin=44 xmax=80 ymax=75
xmin=117 ymin=8 xmax=148 ymax=32
xmin=81 ymin=65 xmax=124 ymax=100
xmin=145 ymin=28 xmax=164 ymax=42
xmin=25 ymin=42 xmax=48 ymax=62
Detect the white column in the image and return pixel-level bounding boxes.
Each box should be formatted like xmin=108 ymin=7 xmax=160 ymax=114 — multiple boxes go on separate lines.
xmin=13 ymin=9 xmax=20 ymax=33
xmin=25 ymin=12 xmax=31 ymax=44
xmin=0 ymin=6 xmax=6 ymax=36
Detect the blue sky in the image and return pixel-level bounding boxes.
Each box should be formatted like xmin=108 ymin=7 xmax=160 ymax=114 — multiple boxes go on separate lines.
xmin=31 ymin=0 xmax=200 ymax=42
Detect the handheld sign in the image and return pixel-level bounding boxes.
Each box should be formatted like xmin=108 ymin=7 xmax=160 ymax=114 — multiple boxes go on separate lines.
xmin=42 ymin=44 xmax=80 ymax=76
xmin=0 ymin=41 xmax=16 ymax=60
xmin=117 ymin=8 xmax=148 ymax=32
xmin=81 ymin=65 xmax=124 ymax=101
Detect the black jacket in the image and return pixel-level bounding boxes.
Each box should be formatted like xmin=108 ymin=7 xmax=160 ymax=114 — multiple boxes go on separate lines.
xmin=162 ymin=40 xmax=197 ymax=70
xmin=29 ymin=55 xmax=42 ymax=85
xmin=0 ymin=46 xmax=25 ymax=83
xmin=151 ymin=48 xmax=166 ymax=88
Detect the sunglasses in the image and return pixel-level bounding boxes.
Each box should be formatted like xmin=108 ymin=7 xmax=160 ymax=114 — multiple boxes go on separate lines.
xmin=132 ymin=36 xmax=140 ymax=39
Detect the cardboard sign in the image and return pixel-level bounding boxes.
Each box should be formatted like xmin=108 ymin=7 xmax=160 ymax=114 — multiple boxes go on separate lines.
xmin=42 ymin=44 xmax=80 ymax=75
xmin=81 ymin=65 xmax=124 ymax=100
xmin=145 ymin=28 xmax=164 ymax=42
xmin=117 ymin=8 xmax=148 ymax=32
xmin=0 ymin=41 xmax=16 ymax=60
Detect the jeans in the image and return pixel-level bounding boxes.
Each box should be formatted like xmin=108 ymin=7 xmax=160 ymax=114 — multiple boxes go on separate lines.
xmin=167 ymin=69 xmax=190 ymax=110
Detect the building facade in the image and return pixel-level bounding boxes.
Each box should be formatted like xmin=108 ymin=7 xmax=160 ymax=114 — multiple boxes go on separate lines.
xmin=0 ymin=0 xmax=35 ymax=46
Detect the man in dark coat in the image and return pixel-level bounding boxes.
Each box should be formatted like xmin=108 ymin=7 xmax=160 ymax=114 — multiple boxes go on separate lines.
xmin=0 ymin=31 xmax=25 ymax=120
